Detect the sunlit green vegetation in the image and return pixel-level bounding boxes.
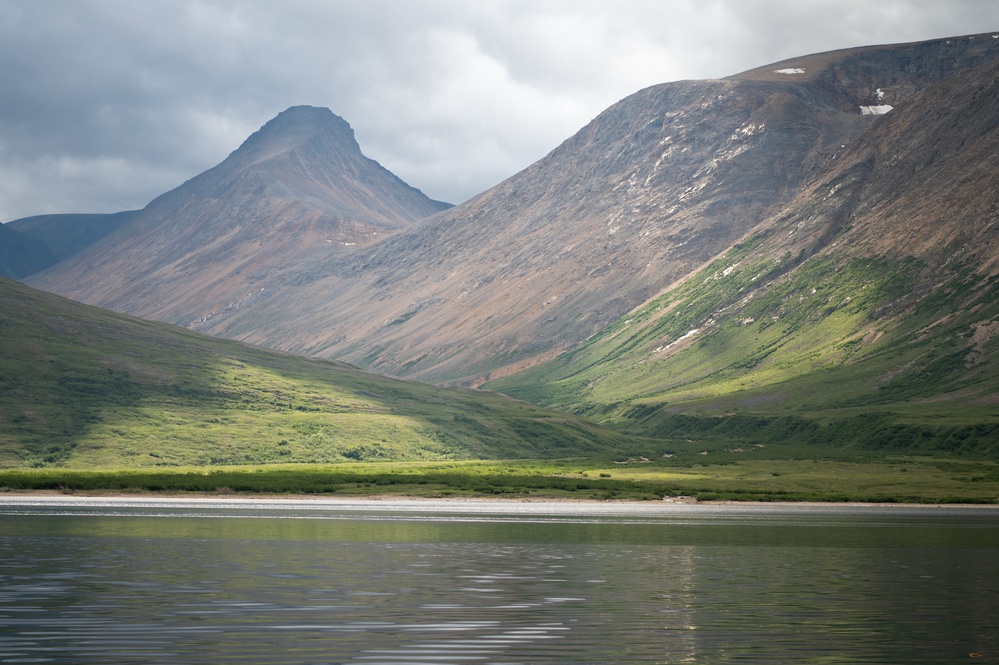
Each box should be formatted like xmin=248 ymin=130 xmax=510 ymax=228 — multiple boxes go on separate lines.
xmin=0 ymin=278 xmax=630 ymax=468
xmin=487 ymin=248 xmax=999 ymax=459
xmin=0 ymin=457 xmax=995 ymax=503
xmin=3 ymin=270 xmax=998 ymax=504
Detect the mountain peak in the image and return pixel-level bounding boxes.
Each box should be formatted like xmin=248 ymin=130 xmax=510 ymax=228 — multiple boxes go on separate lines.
xmin=230 ymin=105 xmax=360 ymax=167
xmin=264 ymin=105 xmax=351 ymax=135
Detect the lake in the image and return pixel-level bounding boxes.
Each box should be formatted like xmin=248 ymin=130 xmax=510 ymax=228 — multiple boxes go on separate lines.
xmin=0 ymin=496 xmax=996 ymax=663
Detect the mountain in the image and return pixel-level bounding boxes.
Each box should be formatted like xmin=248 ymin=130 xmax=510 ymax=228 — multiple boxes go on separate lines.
xmin=17 ymin=34 xmax=999 ymax=458
xmin=485 ymin=37 xmax=999 ymax=455
xmin=0 ymin=276 xmax=629 ymax=468
xmin=175 ymin=33 xmax=999 ymax=388
xmin=25 ymin=106 xmax=451 ymax=323
xmin=0 ymin=223 xmax=56 ymax=279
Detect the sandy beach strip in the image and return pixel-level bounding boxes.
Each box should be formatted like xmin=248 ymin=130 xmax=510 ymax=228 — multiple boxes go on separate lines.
xmin=1 ymin=492 xmax=996 ymax=518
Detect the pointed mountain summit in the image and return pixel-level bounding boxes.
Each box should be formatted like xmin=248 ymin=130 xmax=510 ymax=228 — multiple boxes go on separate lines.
xmin=26 ymin=106 xmax=451 ymax=323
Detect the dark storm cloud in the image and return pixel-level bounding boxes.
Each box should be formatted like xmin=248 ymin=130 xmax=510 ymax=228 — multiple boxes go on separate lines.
xmin=1 ymin=0 xmax=997 ymax=219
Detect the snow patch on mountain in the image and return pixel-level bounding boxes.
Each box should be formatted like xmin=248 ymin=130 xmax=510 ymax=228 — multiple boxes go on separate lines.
xmin=860 ymin=105 xmax=894 ymax=115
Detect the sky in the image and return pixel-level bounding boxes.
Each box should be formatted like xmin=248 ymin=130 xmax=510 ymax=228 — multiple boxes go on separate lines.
xmin=1 ymin=1 xmax=997 ymax=220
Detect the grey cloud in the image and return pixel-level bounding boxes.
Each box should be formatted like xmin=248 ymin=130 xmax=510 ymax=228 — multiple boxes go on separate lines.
xmin=1 ymin=0 xmax=997 ymax=219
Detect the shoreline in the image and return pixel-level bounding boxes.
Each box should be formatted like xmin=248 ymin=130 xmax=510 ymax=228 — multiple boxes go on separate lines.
xmin=2 ymin=490 xmax=997 ymax=516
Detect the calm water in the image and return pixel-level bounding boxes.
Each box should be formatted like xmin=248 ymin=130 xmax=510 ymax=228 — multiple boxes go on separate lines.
xmin=0 ymin=497 xmax=996 ymax=664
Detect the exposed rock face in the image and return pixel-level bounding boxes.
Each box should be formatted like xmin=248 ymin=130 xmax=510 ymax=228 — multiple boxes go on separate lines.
xmin=190 ymin=34 xmax=999 ymax=385
xmin=219 ymin=78 xmax=870 ymax=381
xmin=752 ymin=52 xmax=999 ymax=273
xmin=26 ymin=106 xmax=451 ymax=323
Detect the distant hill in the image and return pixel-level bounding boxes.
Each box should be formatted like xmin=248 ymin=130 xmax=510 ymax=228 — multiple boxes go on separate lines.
xmin=26 ymin=106 xmax=451 ymax=324
xmin=8 ymin=211 xmax=139 ymax=263
xmin=0 ymin=223 xmax=56 ymax=279
xmin=0 ymin=277 xmax=629 ymax=468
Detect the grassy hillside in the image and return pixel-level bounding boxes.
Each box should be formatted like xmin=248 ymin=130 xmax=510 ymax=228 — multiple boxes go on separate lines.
xmin=487 ymin=241 xmax=999 ymax=457
xmin=0 ymin=278 xmax=632 ymax=468
xmin=488 ymin=60 xmax=999 ymax=461
xmin=1 ymin=276 xmax=995 ymax=503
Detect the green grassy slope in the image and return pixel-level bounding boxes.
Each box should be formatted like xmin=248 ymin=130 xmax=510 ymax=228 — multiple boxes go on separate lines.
xmin=487 ymin=243 xmax=999 ymax=457
xmin=0 ymin=278 xmax=632 ymax=468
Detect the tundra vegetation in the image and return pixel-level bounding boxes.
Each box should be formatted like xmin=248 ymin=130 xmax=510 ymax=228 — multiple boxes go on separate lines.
xmin=2 ymin=276 xmax=997 ymax=503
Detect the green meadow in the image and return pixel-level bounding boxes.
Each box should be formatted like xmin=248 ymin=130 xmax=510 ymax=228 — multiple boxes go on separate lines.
xmin=1 ymin=457 xmax=996 ymax=503
xmin=0 ymin=278 xmax=630 ymax=468
xmin=487 ymin=249 xmax=999 ymax=459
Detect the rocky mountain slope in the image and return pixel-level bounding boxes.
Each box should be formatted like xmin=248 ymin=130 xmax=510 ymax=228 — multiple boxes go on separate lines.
xmin=485 ymin=40 xmax=999 ymax=454
xmin=25 ymin=106 xmax=451 ymax=323
xmin=19 ymin=33 xmax=999 ymax=427
xmin=173 ymin=33 xmax=999 ymax=387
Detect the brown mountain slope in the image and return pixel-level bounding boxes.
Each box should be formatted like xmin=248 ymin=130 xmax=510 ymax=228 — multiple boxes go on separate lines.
xmin=193 ymin=34 xmax=999 ymax=385
xmin=758 ymin=51 xmax=999 ymax=272
xmin=26 ymin=106 xmax=451 ymax=323
xmin=485 ymin=50 xmax=999 ymax=435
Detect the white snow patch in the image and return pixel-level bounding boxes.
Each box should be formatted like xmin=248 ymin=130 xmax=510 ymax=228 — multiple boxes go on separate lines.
xmin=860 ymin=105 xmax=893 ymax=115
xmin=774 ymin=68 xmax=805 ymax=74
xmin=655 ymin=329 xmax=701 ymax=353
xmin=876 ymin=88 xmax=885 ymax=100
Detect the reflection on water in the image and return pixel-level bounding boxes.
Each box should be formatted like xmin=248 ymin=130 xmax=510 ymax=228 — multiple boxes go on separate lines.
xmin=0 ymin=499 xmax=996 ymax=663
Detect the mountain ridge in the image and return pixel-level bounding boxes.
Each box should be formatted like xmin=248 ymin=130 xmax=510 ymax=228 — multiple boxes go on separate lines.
xmin=0 ymin=222 xmax=56 ymax=280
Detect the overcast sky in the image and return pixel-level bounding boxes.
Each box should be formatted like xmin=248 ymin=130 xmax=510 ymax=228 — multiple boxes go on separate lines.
xmin=1 ymin=0 xmax=997 ymax=219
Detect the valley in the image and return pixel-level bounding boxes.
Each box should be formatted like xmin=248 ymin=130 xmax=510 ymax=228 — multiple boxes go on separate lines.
xmin=3 ymin=33 xmax=999 ymax=502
